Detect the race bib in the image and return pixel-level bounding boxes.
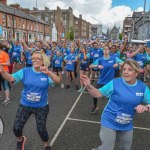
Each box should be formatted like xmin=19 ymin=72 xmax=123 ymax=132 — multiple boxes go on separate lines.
xmin=12 ymin=52 xmax=17 ymax=56
xmin=67 ymin=60 xmax=72 ymax=64
xmin=55 ymin=60 xmax=60 ymax=64
xmin=26 ymin=92 xmax=41 ymax=102
xmin=94 ymin=54 xmax=99 ymax=58
xmin=115 ymin=112 xmax=133 ymax=125
xmin=137 ymin=61 xmax=143 ymax=67
xmin=81 ymin=60 xmax=86 ymax=64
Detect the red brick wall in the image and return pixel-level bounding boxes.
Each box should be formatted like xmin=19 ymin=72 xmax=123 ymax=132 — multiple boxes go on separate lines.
xmin=0 ymin=12 xmax=2 ymax=26
xmin=0 ymin=0 xmax=7 ymax=5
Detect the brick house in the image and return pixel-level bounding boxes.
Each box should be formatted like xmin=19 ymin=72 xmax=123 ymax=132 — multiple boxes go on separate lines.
xmin=0 ymin=0 xmax=50 ymax=42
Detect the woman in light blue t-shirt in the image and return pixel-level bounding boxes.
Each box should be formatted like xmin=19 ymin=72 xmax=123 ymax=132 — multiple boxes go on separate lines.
xmin=81 ymin=59 xmax=150 ymax=150
xmin=0 ymin=51 xmax=60 ymax=150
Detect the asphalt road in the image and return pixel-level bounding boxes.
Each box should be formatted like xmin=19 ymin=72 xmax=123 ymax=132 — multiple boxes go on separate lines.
xmin=0 ymin=79 xmax=150 ymax=150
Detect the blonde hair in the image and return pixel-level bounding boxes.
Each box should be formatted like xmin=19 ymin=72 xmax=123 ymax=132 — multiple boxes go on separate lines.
xmin=32 ymin=51 xmax=50 ymax=67
xmin=122 ymin=59 xmax=141 ymax=73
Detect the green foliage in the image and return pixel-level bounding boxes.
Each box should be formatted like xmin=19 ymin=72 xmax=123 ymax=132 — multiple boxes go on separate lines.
xmin=119 ymin=33 xmax=123 ymax=40
xmin=65 ymin=26 xmax=74 ymax=41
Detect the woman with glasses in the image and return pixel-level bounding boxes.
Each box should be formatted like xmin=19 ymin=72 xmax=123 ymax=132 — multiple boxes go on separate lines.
xmin=0 ymin=51 xmax=60 ymax=150
xmin=81 ymin=60 xmax=150 ymax=150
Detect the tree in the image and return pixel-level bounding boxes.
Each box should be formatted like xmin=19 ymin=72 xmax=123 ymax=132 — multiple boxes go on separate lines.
xmin=69 ymin=26 xmax=74 ymax=41
xmin=119 ymin=33 xmax=123 ymax=40
xmin=65 ymin=26 xmax=74 ymax=41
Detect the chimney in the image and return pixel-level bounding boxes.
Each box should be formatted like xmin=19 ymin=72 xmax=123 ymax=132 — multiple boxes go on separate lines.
xmin=20 ymin=8 xmax=30 ymax=14
xmin=0 ymin=0 xmax=7 ymax=5
xmin=33 ymin=7 xmax=38 ymax=11
xmin=45 ymin=7 xmax=49 ymax=11
xmin=10 ymin=3 xmax=20 ymax=9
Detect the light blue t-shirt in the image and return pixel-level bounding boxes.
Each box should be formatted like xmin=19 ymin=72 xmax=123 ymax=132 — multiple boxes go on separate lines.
xmin=98 ymin=78 xmax=150 ymax=131
xmin=12 ymin=67 xmax=54 ymax=108
xmin=92 ymin=57 xmax=123 ymax=84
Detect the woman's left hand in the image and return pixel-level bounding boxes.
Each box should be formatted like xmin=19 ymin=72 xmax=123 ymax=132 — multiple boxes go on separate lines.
xmin=113 ymin=63 xmax=119 ymax=68
xmin=40 ymin=66 xmax=49 ymax=75
xmin=135 ymin=105 xmax=148 ymax=113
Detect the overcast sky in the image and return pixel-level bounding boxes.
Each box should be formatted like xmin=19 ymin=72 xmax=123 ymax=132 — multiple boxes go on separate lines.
xmin=7 ymin=0 xmax=147 ymax=31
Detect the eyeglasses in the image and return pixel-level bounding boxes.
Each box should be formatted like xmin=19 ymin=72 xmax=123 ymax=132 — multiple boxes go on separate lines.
xmin=32 ymin=57 xmax=43 ymax=61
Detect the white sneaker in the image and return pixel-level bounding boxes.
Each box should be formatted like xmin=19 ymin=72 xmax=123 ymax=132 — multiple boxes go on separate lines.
xmin=61 ymin=83 xmax=64 ymax=88
xmin=3 ymin=99 xmax=11 ymax=105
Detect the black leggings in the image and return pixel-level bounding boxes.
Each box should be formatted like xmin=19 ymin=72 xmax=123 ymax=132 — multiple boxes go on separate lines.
xmin=93 ymin=84 xmax=105 ymax=107
xmin=13 ymin=105 xmax=49 ymax=142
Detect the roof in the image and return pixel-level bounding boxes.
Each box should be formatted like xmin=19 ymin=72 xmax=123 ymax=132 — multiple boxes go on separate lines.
xmin=0 ymin=3 xmax=48 ymax=25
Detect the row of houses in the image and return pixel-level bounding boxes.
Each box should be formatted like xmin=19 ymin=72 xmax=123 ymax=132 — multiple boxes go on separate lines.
xmin=122 ymin=11 xmax=150 ymax=41
xmin=0 ymin=0 xmax=103 ymax=42
xmin=0 ymin=0 xmax=50 ymax=42
xmin=29 ymin=6 xmax=103 ymax=39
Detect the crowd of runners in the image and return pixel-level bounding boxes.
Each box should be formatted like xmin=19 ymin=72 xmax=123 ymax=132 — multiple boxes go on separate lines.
xmin=0 ymin=36 xmax=150 ymax=150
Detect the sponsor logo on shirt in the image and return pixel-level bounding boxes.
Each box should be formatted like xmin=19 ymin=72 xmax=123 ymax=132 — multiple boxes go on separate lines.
xmin=136 ymin=92 xmax=144 ymax=96
xmin=108 ymin=60 xmax=114 ymax=63
xmin=41 ymin=78 xmax=47 ymax=81
xmin=94 ymin=54 xmax=99 ymax=57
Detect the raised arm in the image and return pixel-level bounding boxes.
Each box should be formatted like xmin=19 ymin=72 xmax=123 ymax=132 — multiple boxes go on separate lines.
xmin=0 ymin=64 xmax=15 ymax=82
xmin=80 ymin=75 xmax=103 ymax=98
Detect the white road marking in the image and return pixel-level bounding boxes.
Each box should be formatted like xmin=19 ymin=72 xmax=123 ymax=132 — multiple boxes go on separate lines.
xmin=68 ymin=118 xmax=150 ymax=131
xmin=50 ymin=87 xmax=85 ymax=146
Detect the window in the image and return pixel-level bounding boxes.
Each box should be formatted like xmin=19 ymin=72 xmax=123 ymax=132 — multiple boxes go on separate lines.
xmin=63 ymin=14 xmax=66 ymax=18
xmin=63 ymin=20 xmax=66 ymax=26
xmin=19 ymin=19 xmax=22 ymax=29
xmin=7 ymin=16 xmax=11 ymax=27
xmin=75 ymin=21 xmax=78 ymax=24
xmin=14 ymin=18 xmax=17 ymax=28
xmin=45 ymin=17 xmax=49 ymax=23
xmin=23 ymin=20 xmax=26 ymax=29
xmin=27 ymin=22 xmax=30 ymax=30
xmin=37 ymin=15 xmax=41 ymax=20
xmin=2 ymin=14 xmax=6 ymax=26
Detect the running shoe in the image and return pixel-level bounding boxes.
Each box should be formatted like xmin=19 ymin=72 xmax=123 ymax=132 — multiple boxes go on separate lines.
xmin=2 ymin=99 xmax=11 ymax=105
xmin=45 ymin=146 xmax=51 ymax=150
xmin=61 ymin=83 xmax=64 ymax=88
xmin=90 ymin=107 xmax=99 ymax=114
xmin=17 ymin=136 xmax=27 ymax=150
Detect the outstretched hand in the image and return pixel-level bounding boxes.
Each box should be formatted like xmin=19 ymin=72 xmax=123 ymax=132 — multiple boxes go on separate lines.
xmin=134 ymin=105 xmax=148 ymax=113
xmin=40 ymin=66 xmax=49 ymax=75
xmin=80 ymin=75 xmax=91 ymax=87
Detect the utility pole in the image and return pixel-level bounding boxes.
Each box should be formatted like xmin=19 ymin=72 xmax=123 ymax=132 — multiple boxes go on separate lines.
xmin=144 ymin=0 xmax=146 ymax=12
xmin=36 ymin=0 xmax=38 ymax=38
